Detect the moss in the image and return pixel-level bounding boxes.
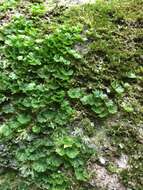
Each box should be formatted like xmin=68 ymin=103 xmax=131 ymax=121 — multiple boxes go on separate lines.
xmin=79 ymin=118 xmax=95 ymax=136
xmin=0 ymin=0 xmax=142 ymax=189
xmin=106 ymin=123 xmax=143 ymax=189
xmin=107 ymin=162 xmax=120 ymax=174
xmin=61 ymin=1 xmax=142 ymax=189
xmin=0 ymin=171 xmax=39 ymax=190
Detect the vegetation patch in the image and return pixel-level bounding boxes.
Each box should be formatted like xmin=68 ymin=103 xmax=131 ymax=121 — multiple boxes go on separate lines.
xmin=0 ymin=0 xmax=143 ymax=189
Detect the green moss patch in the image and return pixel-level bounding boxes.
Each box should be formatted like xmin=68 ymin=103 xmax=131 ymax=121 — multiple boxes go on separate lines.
xmin=0 ymin=0 xmax=142 ymax=189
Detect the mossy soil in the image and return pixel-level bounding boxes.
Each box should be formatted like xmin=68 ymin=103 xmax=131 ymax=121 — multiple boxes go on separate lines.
xmin=0 ymin=0 xmax=143 ymax=190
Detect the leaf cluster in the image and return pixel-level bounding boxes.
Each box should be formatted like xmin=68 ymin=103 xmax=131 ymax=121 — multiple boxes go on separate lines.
xmin=68 ymin=88 xmax=117 ymax=118
xmin=0 ymin=15 xmax=90 ymax=189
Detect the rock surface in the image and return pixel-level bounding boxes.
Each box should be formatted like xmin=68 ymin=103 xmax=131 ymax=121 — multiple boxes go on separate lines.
xmin=58 ymin=0 xmax=95 ymax=5
xmin=47 ymin=0 xmax=95 ymax=6
xmin=88 ymin=163 xmax=126 ymax=190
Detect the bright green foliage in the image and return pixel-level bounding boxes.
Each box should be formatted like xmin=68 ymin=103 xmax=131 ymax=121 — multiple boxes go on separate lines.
xmin=111 ymin=81 xmax=124 ymax=95
xmin=68 ymin=88 xmax=117 ymax=117
xmin=29 ymin=3 xmax=46 ymax=16
xmin=0 ymin=0 xmax=142 ymax=189
xmin=0 ymin=0 xmax=20 ymax=13
xmin=68 ymin=88 xmax=84 ymax=99
xmin=81 ymin=90 xmax=117 ymax=118
xmin=0 ymin=13 xmax=90 ymax=189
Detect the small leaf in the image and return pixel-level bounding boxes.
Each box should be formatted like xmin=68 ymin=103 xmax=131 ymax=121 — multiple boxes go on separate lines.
xmin=122 ymin=103 xmax=134 ymax=112
xmin=9 ymin=121 xmax=20 ymax=129
xmin=91 ymin=106 xmax=105 ymax=114
xmin=16 ymin=151 xmax=27 ymax=161
xmin=0 ymin=94 xmax=6 ymax=103
xmin=32 ymin=126 xmax=41 ymax=133
xmin=17 ymin=56 xmax=23 ymax=60
xmin=75 ymin=168 xmax=89 ymax=181
xmin=111 ymin=81 xmax=124 ymax=94
xmin=93 ymin=90 xmax=103 ymax=98
xmin=0 ymin=124 xmax=12 ymax=137
xmin=47 ymin=156 xmax=62 ymax=167
xmin=56 ymin=147 xmax=65 ymax=156
xmin=54 ymin=55 xmax=70 ymax=65
xmin=80 ymin=94 xmax=94 ymax=105
xmin=24 ymin=82 xmax=36 ymax=91
xmin=65 ymin=148 xmax=79 ymax=158
xmin=105 ymin=100 xmax=117 ymax=114
xmin=2 ymin=104 xmax=15 ymax=113
xmin=17 ymin=114 xmax=31 ymax=124
xmin=94 ymin=100 xmax=103 ymax=107
xmin=98 ymin=111 xmax=108 ymax=118
xmin=126 ymin=72 xmax=137 ymax=79
xmin=108 ymin=104 xmax=118 ymax=114
xmin=68 ymin=88 xmax=83 ymax=99
xmin=67 ymin=49 xmax=82 ymax=59
xmin=32 ymin=161 xmax=47 ymax=172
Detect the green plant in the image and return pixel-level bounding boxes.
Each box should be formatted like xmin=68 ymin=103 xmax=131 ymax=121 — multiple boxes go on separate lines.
xmin=111 ymin=81 xmax=124 ymax=95
xmin=81 ymin=90 xmax=117 ymax=118
xmin=29 ymin=3 xmax=46 ymax=16
xmin=0 ymin=14 xmax=91 ymax=189
xmin=0 ymin=0 xmax=20 ymax=13
xmin=68 ymin=88 xmax=117 ymax=118
xmin=68 ymin=88 xmax=84 ymax=99
xmin=0 ymin=0 xmax=142 ymax=189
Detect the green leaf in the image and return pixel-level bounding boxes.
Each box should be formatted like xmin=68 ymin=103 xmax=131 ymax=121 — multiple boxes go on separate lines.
xmin=9 ymin=121 xmax=20 ymax=129
xmin=59 ymin=136 xmax=75 ymax=147
xmin=54 ymin=55 xmax=71 ymax=65
xmin=68 ymin=88 xmax=83 ymax=99
xmin=32 ymin=161 xmax=47 ymax=172
xmin=47 ymin=156 xmax=62 ymax=167
xmin=2 ymin=104 xmax=15 ymax=113
xmin=52 ymin=91 xmax=65 ymax=102
xmin=105 ymin=100 xmax=117 ymax=114
xmin=16 ymin=151 xmax=28 ymax=162
xmin=67 ymin=49 xmax=82 ymax=59
xmin=71 ymin=159 xmax=84 ymax=168
xmin=0 ymin=124 xmax=12 ymax=137
xmin=93 ymin=90 xmax=103 ymax=98
xmin=122 ymin=103 xmax=134 ymax=112
xmin=94 ymin=100 xmax=103 ymax=107
xmin=23 ymin=82 xmax=36 ymax=92
xmin=75 ymin=168 xmax=89 ymax=181
xmin=115 ymin=86 xmax=124 ymax=94
xmin=55 ymin=147 xmax=65 ymax=156
xmin=29 ymin=3 xmax=46 ymax=16
xmin=17 ymin=114 xmax=31 ymax=124
xmin=53 ymin=68 xmax=73 ymax=80
xmin=98 ymin=111 xmax=108 ymax=118
xmin=108 ymin=104 xmax=117 ymax=114
xmin=32 ymin=126 xmax=41 ymax=133
xmin=91 ymin=106 xmax=105 ymax=114
xmin=49 ymin=173 xmax=66 ymax=186
xmin=26 ymin=53 xmax=41 ymax=65
xmin=65 ymin=148 xmax=79 ymax=158
xmin=0 ymin=94 xmax=6 ymax=103
xmin=126 ymin=72 xmax=137 ymax=79
xmin=111 ymin=81 xmax=124 ymax=94
xmin=93 ymin=90 xmax=107 ymax=100
xmin=80 ymin=94 xmax=94 ymax=105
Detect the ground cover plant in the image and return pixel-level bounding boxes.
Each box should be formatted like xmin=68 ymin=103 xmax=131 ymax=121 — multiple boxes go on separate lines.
xmin=0 ymin=0 xmax=143 ymax=190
